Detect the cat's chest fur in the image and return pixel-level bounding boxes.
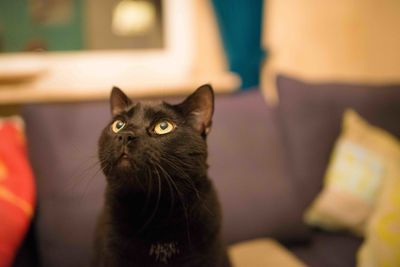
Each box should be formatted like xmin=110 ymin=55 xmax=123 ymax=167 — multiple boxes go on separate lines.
xmin=93 ymin=181 xmax=227 ymax=267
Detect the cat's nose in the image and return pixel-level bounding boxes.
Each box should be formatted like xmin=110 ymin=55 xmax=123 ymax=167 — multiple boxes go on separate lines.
xmin=117 ymin=132 xmax=136 ymax=144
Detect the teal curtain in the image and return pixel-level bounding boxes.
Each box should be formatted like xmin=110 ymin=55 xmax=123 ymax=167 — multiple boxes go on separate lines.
xmin=211 ymin=0 xmax=265 ymax=90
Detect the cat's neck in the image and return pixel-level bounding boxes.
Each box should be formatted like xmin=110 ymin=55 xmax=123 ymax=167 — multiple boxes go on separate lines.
xmin=104 ymin=172 xmax=212 ymax=238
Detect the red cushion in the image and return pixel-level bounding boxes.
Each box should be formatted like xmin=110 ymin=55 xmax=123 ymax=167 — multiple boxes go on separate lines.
xmin=0 ymin=118 xmax=36 ymax=267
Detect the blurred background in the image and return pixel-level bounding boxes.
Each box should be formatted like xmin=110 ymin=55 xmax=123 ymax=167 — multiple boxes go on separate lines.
xmin=0 ymin=0 xmax=266 ymax=109
xmin=1 ymin=1 xmax=400 ymax=267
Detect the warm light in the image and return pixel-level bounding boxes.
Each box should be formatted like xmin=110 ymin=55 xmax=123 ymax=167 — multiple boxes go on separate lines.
xmin=112 ymin=0 xmax=156 ymax=36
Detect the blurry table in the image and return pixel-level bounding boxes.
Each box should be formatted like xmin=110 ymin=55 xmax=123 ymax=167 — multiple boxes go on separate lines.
xmin=0 ymin=52 xmax=240 ymax=105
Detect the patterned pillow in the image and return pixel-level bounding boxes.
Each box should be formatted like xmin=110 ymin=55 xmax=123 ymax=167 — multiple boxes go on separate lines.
xmin=0 ymin=117 xmax=36 ymax=267
xmin=304 ymin=109 xmax=400 ymax=235
xmin=357 ymin=149 xmax=400 ymax=266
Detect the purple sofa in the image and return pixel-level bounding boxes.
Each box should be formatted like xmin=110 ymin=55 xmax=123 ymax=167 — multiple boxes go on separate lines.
xmin=14 ymin=75 xmax=400 ymax=267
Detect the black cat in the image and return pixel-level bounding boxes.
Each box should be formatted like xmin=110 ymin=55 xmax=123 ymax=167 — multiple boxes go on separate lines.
xmin=92 ymin=85 xmax=231 ymax=267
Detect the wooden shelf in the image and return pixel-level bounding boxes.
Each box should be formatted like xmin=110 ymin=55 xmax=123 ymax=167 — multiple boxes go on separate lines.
xmin=0 ymin=52 xmax=241 ymax=105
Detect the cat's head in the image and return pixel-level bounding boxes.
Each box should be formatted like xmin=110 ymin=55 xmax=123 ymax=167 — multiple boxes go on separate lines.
xmin=98 ymin=85 xmax=214 ymax=190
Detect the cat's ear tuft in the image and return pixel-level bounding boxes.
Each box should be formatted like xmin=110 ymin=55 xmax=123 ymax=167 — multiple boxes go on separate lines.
xmin=110 ymin=86 xmax=132 ymax=116
xmin=178 ymin=84 xmax=214 ymax=136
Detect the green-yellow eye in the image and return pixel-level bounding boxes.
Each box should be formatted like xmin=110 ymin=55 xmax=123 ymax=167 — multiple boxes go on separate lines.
xmin=154 ymin=121 xmax=175 ymax=135
xmin=112 ymin=120 xmax=126 ymax=133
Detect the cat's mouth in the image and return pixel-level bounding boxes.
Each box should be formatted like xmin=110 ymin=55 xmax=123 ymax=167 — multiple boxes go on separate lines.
xmin=118 ymin=152 xmax=130 ymax=160
xmin=115 ymin=143 xmax=136 ymax=169
xmin=121 ymin=153 xmax=129 ymax=159
xmin=118 ymin=146 xmax=131 ymax=160
xmin=117 ymin=152 xmax=133 ymax=167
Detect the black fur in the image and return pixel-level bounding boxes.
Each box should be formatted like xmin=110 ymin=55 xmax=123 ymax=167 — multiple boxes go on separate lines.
xmin=92 ymin=85 xmax=231 ymax=267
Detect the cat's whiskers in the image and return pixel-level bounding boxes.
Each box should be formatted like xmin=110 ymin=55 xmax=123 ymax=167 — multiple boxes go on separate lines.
xmin=154 ymin=162 xmax=192 ymax=250
xmin=161 ymin=155 xmax=202 ymax=201
xmin=79 ymin=163 xmax=105 ymax=202
xmin=66 ymin=150 xmax=103 ymax=187
xmin=147 ymin=154 xmax=176 ymax=212
xmin=161 ymin=155 xmax=215 ymax=217
xmin=138 ymin=164 xmax=162 ymax=233
xmin=78 ymin=153 xmax=114 ymax=201
xmin=160 ymin=166 xmax=176 ymax=218
xmin=66 ymin=151 xmax=110 ymax=200
xmin=140 ymin=165 xmax=153 ymax=217
xmin=74 ymin=149 xmax=118 ymax=201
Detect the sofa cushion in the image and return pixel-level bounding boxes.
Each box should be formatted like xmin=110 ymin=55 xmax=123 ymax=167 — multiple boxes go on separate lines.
xmin=22 ymin=89 xmax=308 ymax=267
xmin=208 ymin=89 xmax=308 ymax=243
xmin=276 ymin=75 xmax=400 ymax=209
xmin=305 ymin=110 xmax=400 ymax=235
xmin=23 ymin=102 xmax=108 ymax=267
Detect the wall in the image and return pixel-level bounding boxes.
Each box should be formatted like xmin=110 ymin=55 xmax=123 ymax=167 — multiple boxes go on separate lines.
xmin=262 ymin=0 xmax=400 ymax=104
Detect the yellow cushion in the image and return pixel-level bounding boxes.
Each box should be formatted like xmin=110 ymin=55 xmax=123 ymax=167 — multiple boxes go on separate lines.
xmin=305 ymin=109 xmax=400 ymax=235
xmin=357 ymin=153 xmax=400 ymax=266
xmin=229 ymin=238 xmax=306 ymax=267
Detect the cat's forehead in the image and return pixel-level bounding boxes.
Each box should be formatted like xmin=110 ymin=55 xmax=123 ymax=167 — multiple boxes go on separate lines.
xmin=125 ymin=100 xmax=176 ymax=118
xmin=140 ymin=100 xmax=164 ymax=108
xmin=131 ymin=100 xmax=166 ymax=112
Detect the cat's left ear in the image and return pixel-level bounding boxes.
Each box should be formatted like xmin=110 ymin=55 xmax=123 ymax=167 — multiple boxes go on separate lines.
xmin=177 ymin=84 xmax=214 ymax=136
xmin=110 ymin=86 xmax=132 ymax=116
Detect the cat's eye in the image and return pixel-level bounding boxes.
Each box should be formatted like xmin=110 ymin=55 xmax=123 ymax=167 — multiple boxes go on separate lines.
xmin=153 ymin=121 xmax=175 ymax=135
xmin=112 ymin=120 xmax=126 ymax=133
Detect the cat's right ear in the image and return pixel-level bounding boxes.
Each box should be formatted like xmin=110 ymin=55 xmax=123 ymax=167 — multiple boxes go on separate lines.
xmin=110 ymin=87 xmax=132 ymax=116
xmin=176 ymin=84 xmax=214 ymax=137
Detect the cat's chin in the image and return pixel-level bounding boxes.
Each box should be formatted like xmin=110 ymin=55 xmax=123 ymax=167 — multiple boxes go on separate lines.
xmin=116 ymin=159 xmax=134 ymax=171
xmin=109 ymin=156 xmax=134 ymax=176
xmin=118 ymin=156 xmax=131 ymax=165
